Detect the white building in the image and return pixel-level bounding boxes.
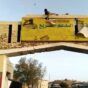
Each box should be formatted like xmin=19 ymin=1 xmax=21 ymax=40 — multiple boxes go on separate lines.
xmin=37 ymin=80 xmax=48 ymax=88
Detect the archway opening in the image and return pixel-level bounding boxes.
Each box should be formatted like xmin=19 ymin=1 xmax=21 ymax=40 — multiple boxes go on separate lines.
xmin=9 ymin=50 xmax=88 ymax=82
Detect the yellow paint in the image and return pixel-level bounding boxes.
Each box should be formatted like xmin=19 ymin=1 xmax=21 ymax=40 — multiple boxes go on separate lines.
xmin=21 ymin=16 xmax=88 ymax=41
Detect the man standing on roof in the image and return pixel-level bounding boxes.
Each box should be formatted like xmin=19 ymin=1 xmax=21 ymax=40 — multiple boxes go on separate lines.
xmin=44 ymin=9 xmax=58 ymax=25
xmin=44 ymin=8 xmax=58 ymax=20
xmin=44 ymin=9 xmax=50 ymax=20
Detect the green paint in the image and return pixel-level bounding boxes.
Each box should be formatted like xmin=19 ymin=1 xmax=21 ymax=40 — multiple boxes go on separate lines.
xmin=39 ymin=24 xmax=72 ymax=29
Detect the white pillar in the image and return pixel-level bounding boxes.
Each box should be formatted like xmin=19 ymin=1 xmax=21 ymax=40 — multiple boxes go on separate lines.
xmin=0 ymin=55 xmax=7 ymax=88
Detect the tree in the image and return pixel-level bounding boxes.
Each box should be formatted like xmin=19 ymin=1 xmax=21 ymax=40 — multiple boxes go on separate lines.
xmin=14 ymin=57 xmax=46 ymax=88
xmin=60 ymin=82 xmax=68 ymax=88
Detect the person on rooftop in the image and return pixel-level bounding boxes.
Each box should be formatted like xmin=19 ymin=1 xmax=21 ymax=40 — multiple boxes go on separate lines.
xmin=44 ymin=8 xmax=58 ymax=20
xmin=44 ymin=9 xmax=58 ymax=25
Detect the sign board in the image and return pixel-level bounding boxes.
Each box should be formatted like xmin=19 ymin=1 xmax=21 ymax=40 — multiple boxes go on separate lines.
xmin=21 ymin=16 xmax=88 ymax=41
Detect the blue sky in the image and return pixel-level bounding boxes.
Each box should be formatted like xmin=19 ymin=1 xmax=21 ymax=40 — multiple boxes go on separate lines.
xmin=9 ymin=50 xmax=88 ymax=81
xmin=1 ymin=0 xmax=88 ymax=21
xmin=3 ymin=0 xmax=87 ymax=81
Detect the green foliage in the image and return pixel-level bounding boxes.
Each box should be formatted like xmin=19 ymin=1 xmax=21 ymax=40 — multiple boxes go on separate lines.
xmin=14 ymin=57 xmax=46 ymax=87
xmin=60 ymin=82 xmax=69 ymax=88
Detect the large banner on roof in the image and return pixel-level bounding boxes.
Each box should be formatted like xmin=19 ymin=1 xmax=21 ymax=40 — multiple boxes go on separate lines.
xmin=21 ymin=16 xmax=88 ymax=42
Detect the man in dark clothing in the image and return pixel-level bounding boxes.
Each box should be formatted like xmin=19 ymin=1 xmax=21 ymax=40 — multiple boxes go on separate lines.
xmin=44 ymin=8 xmax=58 ymax=20
xmin=44 ymin=9 xmax=58 ymax=26
xmin=9 ymin=80 xmax=22 ymax=88
xmin=44 ymin=9 xmax=50 ymax=20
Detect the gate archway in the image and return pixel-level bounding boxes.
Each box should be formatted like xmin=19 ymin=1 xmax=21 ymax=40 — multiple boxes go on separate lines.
xmin=0 ymin=42 xmax=88 ymax=88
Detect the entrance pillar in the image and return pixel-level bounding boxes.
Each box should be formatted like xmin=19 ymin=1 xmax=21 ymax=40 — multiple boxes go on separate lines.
xmin=0 ymin=55 xmax=13 ymax=88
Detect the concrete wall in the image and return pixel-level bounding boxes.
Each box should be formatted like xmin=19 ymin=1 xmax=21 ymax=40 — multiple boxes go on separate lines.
xmin=38 ymin=80 xmax=48 ymax=88
xmin=22 ymin=80 xmax=48 ymax=88
xmin=0 ymin=22 xmax=21 ymax=49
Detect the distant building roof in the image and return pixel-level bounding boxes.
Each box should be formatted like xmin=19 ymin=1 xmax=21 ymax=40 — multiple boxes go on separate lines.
xmin=72 ymin=82 xmax=88 ymax=87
